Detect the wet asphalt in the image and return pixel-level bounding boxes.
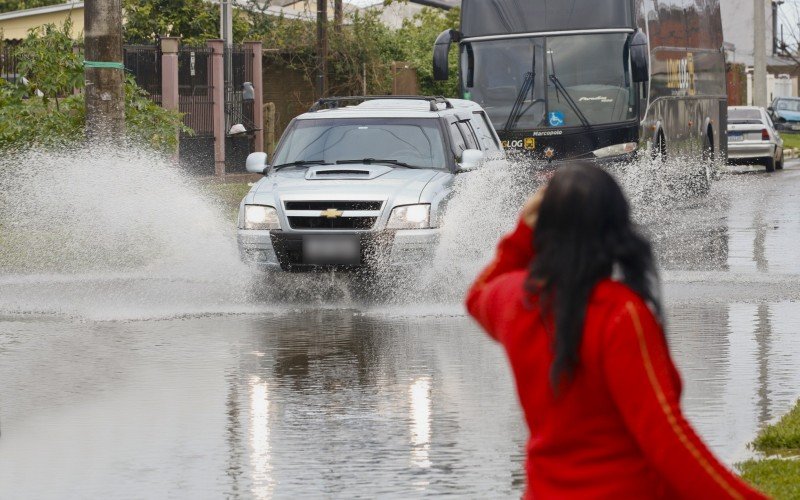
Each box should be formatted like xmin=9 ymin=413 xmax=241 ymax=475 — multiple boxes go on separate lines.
xmin=1 ymin=161 xmax=799 ymax=498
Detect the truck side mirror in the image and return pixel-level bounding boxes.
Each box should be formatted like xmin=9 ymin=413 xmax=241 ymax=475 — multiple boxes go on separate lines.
xmin=630 ymin=30 xmax=649 ymax=83
xmin=433 ymin=29 xmax=461 ymax=81
xmin=457 ymin=149 xmax=484 ymax=172
xmin=246 ymin=152 xmax=269 ymax=174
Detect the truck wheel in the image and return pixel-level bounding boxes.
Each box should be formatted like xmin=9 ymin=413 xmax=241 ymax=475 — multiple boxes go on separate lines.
xmin=765 ymin=157 xmax=775 ymax=173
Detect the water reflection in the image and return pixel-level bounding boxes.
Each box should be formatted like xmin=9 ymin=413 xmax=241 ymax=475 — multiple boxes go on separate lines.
xmin=670 ymin=301 xmax=800 ymax=462
xmin=249 ymin=376 xmax=273 ymax=499
xmin=409 ymin=377 xmax=432 ymax=470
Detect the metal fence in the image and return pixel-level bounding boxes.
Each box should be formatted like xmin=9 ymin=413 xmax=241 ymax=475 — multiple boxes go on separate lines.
xmin=119 ymin=42 xmax=257 ymax=174
xmin=123 ymin=45 xmax=162 ymax=105
xmin=224 ymin=45 xmax=256 ymax=135
xmin=224 ymin=45 xmax=256 ymax=173
xmin=0 ymin=44 xmax=20 ymax=83
xmin=178 ymin=46 xmax=214 ymax=136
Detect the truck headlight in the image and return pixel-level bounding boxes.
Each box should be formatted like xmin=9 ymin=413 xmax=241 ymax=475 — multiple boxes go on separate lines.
xmin=244 ymin=205 xmax=280 ymax=230
xmin=592 ymin=142 xmax=637 ymax=158
xmin=387 ymin=204 xmax=431 ymax=229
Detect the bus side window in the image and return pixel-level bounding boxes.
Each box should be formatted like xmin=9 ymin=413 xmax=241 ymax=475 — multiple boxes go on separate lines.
xmin=449 ymin=121 xmax=468 ymax=155
xmin=473 ymin=111 xmax=501 ymax=150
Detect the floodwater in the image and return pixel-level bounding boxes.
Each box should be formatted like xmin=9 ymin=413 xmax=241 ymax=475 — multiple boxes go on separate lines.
xmin=1 ymin=150 xmax=799 ymax=498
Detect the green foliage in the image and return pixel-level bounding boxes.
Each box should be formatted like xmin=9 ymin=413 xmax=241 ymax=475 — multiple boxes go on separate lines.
xmin=251 ymin=4 xmax=460 ymax=97
xmin=396 ymin=6 xmax=461 ymax=97
xmin=738 ymin=459 xmax=800 ymax=499
xmin=123 ymin=0 xmax=249 ymax=46
xmin=0 ymin=22 xmax=188 ymax=152
xmin=752 ymin=399 xmax=800 ymax=451
xmin=13 ymin=20 xmax=83 ymax=109
xmin=0 ymin=0 xmax=62 ymax=14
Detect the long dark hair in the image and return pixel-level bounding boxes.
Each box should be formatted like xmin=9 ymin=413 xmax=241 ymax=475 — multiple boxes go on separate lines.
xmin=526 ymin=162 xmax=662 ymax=389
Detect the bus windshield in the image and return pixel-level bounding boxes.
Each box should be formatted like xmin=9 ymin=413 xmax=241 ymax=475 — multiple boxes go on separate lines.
xmin=462 ymin=33 xmax=637 ymax=131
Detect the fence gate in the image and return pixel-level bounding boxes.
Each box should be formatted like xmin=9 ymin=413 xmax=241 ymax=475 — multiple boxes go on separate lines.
xmin=178 ymin=46 xmax=215 ymax=174
xmin=224 ymin=45 xmax=256 ymax=173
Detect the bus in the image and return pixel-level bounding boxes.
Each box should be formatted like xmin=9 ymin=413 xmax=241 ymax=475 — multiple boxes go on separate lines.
xmin=432 ymin=0 xmax=727 ymax=176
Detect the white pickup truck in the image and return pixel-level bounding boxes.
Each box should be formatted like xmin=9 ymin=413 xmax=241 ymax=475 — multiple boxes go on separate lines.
xmin=237 ymin=96 xmax=504 ymax=272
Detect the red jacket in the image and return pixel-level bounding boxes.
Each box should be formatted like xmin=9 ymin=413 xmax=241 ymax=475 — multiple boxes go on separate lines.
xmin=466 ymin=220 xmax=766 ymax=499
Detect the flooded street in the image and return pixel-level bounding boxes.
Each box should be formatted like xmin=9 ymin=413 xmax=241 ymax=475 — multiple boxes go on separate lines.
xmin=1 ymin=157 xmax=800 ymax=498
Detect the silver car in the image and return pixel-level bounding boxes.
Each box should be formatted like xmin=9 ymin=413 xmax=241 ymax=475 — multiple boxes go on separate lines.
xmin=727 ymin=106 xmax=784 ymax=172
xmin=237 ymin=96 xmax=504 ymax=271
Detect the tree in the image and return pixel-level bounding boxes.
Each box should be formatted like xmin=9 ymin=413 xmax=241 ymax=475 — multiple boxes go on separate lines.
xmin=0 ymin=21 xmax=188 ymax=152
xmin=396 ymin=6 xmax=460 ymax=97
xmin=123 ymin=0 xmax=249 ymax=46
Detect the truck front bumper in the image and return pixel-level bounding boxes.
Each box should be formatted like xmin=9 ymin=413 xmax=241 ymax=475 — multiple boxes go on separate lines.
xmin=237 ymin=229 xmax=439 ymax=271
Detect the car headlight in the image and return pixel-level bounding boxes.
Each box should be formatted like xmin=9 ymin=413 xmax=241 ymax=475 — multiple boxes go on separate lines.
xmin=592 ymin=142 xmax=637 ymax=158
xmin=243 ymin=205 xmax=280 ymax=230
xmin=387 ymin=204 xmax=431 ymax=229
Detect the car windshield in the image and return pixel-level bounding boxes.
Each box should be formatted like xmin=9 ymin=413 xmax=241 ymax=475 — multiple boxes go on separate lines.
xmin=775 ymin=99 xmax=800 ymax=112
xmin=462 ymin=33 xmax=637 ymax=131
xmin=272 ymin=118 xmax=447 ymax=169
xmin=729 ymin=108 xmax=763 ymax=123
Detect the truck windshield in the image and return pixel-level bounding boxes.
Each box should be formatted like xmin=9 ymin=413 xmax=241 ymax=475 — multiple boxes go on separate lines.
xmin=272 ymin=118 xmax=447 ymax=170
xmin=462 ymin=33 xmax=637 ymax=131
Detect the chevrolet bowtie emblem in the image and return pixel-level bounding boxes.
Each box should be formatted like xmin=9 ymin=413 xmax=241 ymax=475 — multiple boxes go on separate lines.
xmin=321 ymin=208 xmax=343 ymax=219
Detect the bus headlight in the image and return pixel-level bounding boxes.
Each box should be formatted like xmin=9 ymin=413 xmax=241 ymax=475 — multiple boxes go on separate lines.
xmin=244 ymin=205 xmax=280 ymax=230
xmin=387 ymin=204 xmax=431 ymax=229
xmin=592 ymin=142 xmax=637 ymax=158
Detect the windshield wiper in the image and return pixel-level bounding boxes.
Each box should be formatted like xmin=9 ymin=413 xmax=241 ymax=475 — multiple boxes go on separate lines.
xmin=271 ymin=160 xmax=330 ymax=171
xmin=548 ymin=74 xmax=591 ymax=129
xmin=336 ymin=158 xmax=424 ymax=169
xmin=505 ymin=71 xmax=535 ymax=132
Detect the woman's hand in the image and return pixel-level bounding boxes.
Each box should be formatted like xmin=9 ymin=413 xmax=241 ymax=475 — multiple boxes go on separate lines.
xmin=521 ymin=187 xmax=546 ymax=228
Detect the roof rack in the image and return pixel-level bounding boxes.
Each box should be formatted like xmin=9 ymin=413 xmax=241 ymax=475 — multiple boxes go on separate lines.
xmin=309 ymin=95 xmax=454 ymax=113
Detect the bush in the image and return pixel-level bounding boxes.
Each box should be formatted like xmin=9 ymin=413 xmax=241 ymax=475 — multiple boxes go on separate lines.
xmin=0 ymin=20 xmax=188 ymax=152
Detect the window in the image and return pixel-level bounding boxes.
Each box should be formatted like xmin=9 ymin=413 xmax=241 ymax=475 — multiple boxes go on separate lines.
xmin=449 ymin=121 xmax=467 ymax=154
xmin=472 ymin=111 xmax=501 ymax=149
xmin=272 ymin=117 xmax=448 ymax=170
xmin=457 ymin=121 xmax=479 ymax=150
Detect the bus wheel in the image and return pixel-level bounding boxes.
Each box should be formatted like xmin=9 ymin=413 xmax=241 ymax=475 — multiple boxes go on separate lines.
xmin=695 ymin=131 xmax=714 ymax=194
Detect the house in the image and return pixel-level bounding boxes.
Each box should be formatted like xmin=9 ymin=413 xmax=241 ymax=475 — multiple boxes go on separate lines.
xmin=721 ymin=0 xmax=797 ymax=103
xmin=0 ymin=1 xmax=83 ymax=41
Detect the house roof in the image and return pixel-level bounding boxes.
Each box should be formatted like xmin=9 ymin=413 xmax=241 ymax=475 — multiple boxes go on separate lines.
xmin=0 ymin=1 xmax=83 ymax=22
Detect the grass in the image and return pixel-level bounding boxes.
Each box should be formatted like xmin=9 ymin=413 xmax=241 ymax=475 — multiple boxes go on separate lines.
xmin=753 ymin=400 xmax=800 ymax=451
xmin=202 ymin=181 xmax=252 ymax=210
xmin=780 ymin=132 xmax=800 ymax=150
xmin=739 ymin=459 xmax=800 ymax=499
xmin=736 ymin=399 xmax=800 ymax=499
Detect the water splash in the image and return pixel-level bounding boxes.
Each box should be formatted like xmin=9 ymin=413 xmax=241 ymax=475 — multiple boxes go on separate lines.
xmin=0 ymin=146 xmax=255 ymax=320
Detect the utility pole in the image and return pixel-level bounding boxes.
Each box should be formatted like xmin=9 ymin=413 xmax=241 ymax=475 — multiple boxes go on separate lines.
xmin=753 ymin=0 xmax=768 ymax=107
xmin=316 ymin=0 xmax=328 ymax=99
xmin=84 ymin=0 xmax=125 ymax=142
xmin=220 ymin=0 xmax=233 ymax=86
xmin=334 ymin=0 xmax=343 ymax=34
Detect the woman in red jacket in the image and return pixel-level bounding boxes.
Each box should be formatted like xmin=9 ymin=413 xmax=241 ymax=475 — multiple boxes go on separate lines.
xmin=466 ymin=163 xmax=765 ymax=499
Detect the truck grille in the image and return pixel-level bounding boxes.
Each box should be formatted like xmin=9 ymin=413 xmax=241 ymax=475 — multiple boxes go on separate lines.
xmin=284 ymin=201 xmax=383 ymax=211
xmin=289 ymin=216 xmax=377 ymax=230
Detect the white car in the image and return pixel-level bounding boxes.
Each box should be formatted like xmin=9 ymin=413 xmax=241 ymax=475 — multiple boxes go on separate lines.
xmin=727 ymin=106 xmax=784 ymax=172
xmin=237 ymin=96 xmax=504 ymax=272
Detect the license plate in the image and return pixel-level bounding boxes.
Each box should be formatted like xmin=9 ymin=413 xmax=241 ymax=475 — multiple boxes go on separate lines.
xmin=303 ymin=235 xmax=360 ymax=265
xmin=728 ymin=133 xmax=744 ymax=142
